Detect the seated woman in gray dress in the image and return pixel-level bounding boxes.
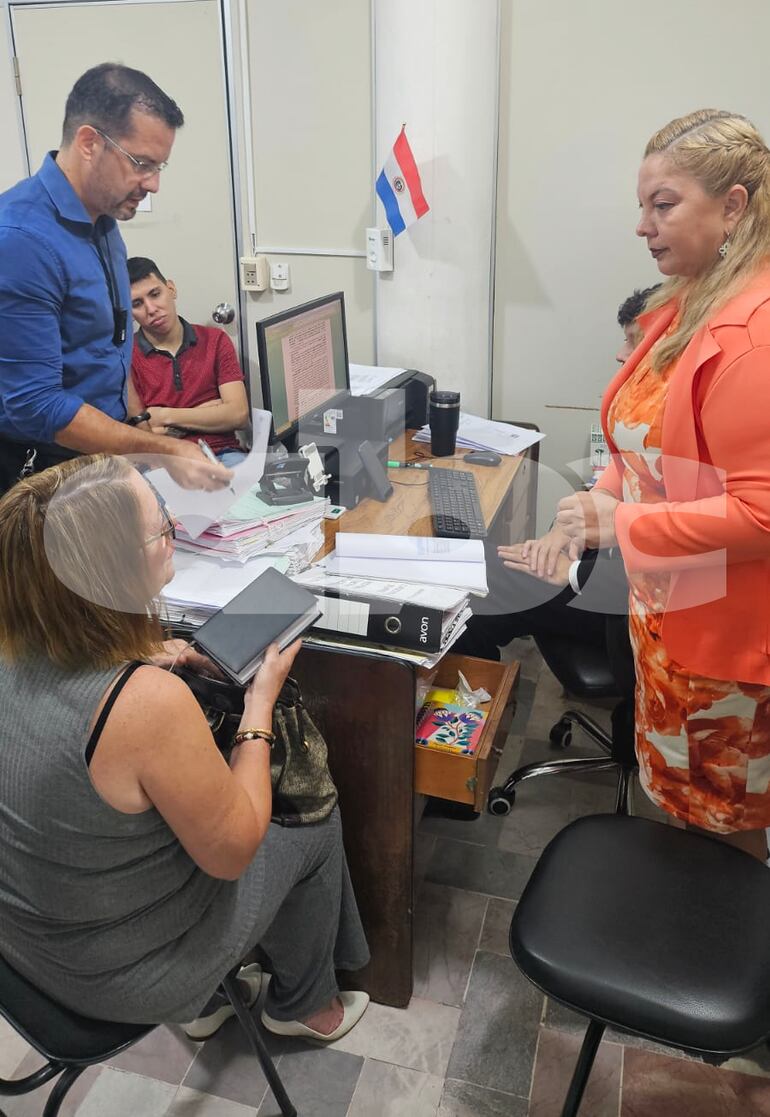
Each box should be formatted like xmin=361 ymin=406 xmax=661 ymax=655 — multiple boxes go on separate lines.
xmin=0 ymin=454 xmax=369 ymax=1041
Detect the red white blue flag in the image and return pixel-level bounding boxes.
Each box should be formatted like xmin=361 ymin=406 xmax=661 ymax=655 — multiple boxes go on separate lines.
xmin=376 ymin=127 xmax=430 ymax=237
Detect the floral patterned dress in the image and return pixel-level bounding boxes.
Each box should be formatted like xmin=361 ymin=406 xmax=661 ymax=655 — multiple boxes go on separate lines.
xmin=608 ymin=333 xmax=770 ymax=833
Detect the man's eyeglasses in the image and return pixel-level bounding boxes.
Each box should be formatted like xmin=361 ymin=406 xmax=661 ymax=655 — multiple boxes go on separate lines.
xmin=143 ymin=501 xmax=176 ymax=548
xmin=92 ymin=126 xmax=169 ymax=179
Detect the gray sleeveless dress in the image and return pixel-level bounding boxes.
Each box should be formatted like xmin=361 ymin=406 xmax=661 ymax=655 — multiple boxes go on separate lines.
xmin=0 ymin=657 xmax=368 ymax=1024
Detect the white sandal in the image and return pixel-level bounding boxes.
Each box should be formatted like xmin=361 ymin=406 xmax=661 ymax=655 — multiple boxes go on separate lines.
xmin=261 ymin=990 xmax=369 ymax=1042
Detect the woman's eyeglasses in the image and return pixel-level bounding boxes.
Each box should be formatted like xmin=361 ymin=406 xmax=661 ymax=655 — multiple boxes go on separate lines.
xmin=142 ymin=501 xmax=176 ymax=547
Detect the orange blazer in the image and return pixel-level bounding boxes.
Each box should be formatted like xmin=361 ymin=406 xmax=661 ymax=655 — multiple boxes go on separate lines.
xmin=596 ymin=271 xmax=770 ymax=685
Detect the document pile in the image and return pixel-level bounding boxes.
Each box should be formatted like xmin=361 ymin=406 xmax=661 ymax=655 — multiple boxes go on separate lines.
xmin=413 ymin=413 xmax=544 ymax=456
xmin=173 ymin=489 xmax=328 ymax=573
xmin=160 ymin=551 xmax=292 ymax=630
xmin=293 ymin=533 xmax=488 ymax=666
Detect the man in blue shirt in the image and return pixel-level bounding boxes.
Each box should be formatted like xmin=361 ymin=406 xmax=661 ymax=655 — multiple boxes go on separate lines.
xmin=0 ymin=62 xmax=228 ymax=493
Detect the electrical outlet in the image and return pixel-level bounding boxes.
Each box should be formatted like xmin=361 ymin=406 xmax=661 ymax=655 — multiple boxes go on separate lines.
xmin=240 ymin=255 xmax=269 ymax=292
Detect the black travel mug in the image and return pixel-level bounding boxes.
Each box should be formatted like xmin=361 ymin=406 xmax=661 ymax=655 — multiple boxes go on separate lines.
xmin=429 ymin=391 xmax=461 ymax=456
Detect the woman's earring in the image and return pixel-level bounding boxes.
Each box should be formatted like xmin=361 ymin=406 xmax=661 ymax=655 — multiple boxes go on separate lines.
xmin=718 ymin=233 xmax=731 ymax=259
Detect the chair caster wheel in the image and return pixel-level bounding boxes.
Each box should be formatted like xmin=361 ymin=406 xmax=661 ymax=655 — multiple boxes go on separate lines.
xmin=488 ymin=788 xmax=513 ymax=816
xmin=549 ymin=717 xmax=573 ymax=749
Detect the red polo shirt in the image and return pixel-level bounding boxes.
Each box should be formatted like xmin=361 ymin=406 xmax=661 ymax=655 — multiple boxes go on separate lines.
xmin=131 ymin=319 xmax=244 ymax=454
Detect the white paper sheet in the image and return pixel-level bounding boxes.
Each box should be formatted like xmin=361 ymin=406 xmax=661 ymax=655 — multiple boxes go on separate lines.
xmin=334 ymin=533 xmax=484 ymax=564
xmin=162 ymin=549 xmax=290 ymax=613
xmin=304 ymin=618 xmax=469 ymax=667
xmin=325 ymin=553 xmax=488 ymax=594
xmin=348 ymin=363 xmax=406 ymax=396
xmin=292 ymin=569 xmax=469 ymax=611
xmin=144 ymin=408 xmax=272 ymax=539
xmin=412 ymin=413 xmax=544 ymax=456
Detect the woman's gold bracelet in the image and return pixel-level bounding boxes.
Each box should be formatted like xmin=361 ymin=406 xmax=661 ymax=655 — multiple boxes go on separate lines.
xmin=234 ymin=727 xmax=275 ymax=747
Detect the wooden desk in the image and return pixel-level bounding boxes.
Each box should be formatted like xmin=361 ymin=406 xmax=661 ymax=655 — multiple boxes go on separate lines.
xmin=292 ymin=435 xmax=531 ymax=1008
xmin=318 ymin=431 xmax=531 ymax=556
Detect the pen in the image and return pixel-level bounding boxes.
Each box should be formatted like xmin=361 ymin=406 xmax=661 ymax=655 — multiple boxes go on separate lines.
xmin=197 ymin=438 xmax=236 ymax=496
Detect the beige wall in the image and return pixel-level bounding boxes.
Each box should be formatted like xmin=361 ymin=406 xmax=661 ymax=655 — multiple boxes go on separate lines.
xmin=493 ymin=0 xmax=770 ymax=525
xmin=233 ymin=0 xmax=375 ymax=399
xmin=374 ymin=0 xmax=500 ymax=418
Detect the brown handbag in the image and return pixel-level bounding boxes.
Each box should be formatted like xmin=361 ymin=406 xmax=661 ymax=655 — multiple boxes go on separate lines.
xmin=270 ymin=677 xmax=338 ymax=827
xmin=176 ymin=668 xmax=337 ymax=827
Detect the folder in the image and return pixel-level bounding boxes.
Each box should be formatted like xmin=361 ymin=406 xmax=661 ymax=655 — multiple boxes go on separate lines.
xmin=310 ymin=590 xmax=453 ymax=652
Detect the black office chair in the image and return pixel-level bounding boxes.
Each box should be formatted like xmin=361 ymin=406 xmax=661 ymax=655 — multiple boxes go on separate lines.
xmin=0 ymin=955 xmax=296 ymax=1117
xmin=488 ymin=613 xmax=637 ymax=816
xmin=510 ymin=813 xmax=770 ymax=1117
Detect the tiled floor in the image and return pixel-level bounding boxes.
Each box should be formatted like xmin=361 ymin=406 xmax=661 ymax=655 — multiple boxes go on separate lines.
xmin=4 ymin=637 xmax=770 ymax=1115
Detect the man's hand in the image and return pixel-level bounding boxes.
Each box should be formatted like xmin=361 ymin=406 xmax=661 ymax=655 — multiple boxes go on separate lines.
xmin=146 ymin=406 xmax=172 ymax=435
xmin=498 ymin=543 xmax=571 ymax=587
xmin=163 ymin=439 xmax=233 ymax=492
xmin=555 ymin=490 xmax=620 ymax=550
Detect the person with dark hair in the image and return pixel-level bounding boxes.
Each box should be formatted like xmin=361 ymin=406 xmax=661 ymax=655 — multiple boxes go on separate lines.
xmin=0 ymin=63 xmax=229 ymax=494
xmin=615 ymin=284 xmax=661 ymax=363
xmin=127 ymin=257 xmax=249 ymax=465
xmin=454 ymin=291 xmax=651 ymax=662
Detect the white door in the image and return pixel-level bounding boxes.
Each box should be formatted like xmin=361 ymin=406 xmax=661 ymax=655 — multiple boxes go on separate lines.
xmin=10 ymin=0 xmax=241 ymax=354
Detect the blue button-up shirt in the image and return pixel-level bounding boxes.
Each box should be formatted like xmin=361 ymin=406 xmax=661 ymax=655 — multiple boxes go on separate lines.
xmin=0 ymin=153 xmax=132 ymax=445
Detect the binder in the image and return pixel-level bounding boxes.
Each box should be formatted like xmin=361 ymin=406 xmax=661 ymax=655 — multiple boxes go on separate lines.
xmin=311 ymin=590 xmax=449 ymax=652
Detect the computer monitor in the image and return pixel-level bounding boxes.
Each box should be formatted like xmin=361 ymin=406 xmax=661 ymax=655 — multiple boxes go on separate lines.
xmin=256 ymin=291 xmax=350 ymax=444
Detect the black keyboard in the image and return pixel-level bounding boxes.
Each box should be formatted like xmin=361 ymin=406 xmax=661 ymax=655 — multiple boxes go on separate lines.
xmin=428 ymin=468 xmax=487 ymax=539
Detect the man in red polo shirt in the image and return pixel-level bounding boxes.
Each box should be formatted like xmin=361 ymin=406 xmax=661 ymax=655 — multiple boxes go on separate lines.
xmin=127 ymin=256 xmax=249 ymax=465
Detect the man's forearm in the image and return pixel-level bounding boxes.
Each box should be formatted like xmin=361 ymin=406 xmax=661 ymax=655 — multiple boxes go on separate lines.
xmin=158 ymin=402 xmax=247 ymax=433
xmin=55 ymin=402 xmax=195 ymax=456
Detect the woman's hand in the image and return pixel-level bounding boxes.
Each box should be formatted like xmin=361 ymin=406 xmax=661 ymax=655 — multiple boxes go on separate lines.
xmin=149 ymin=639 xmax=226 ymax=678
xmin=498 ymin=543 xmax=572 ymax=587
xmin=241 ymin=640 xmax=303 ymax=727
xmin=511 ymin=526 xmax=573 ymax=578
xmin=555 ymin=490 xmax=620 ymax=550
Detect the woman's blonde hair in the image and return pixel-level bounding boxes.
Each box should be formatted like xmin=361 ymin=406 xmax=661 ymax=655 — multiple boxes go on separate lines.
xmin=641 ymin=109 xmax=770 ymax=370
xmin=0 ymin=455 xmax=164 ymax=670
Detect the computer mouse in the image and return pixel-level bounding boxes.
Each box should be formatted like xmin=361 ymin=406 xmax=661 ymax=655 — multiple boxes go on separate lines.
xmin=463 ymin=451 xmax=502 ymax=467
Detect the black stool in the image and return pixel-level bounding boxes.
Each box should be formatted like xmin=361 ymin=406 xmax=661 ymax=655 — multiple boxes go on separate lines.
xmin=510 ymin=813 xmax=770 ymax=1117
xmin=0 ymin=956 xmax=296 ymax=1117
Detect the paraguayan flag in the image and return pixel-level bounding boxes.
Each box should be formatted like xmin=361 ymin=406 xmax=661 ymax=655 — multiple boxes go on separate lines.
xmin=375 ymin=126 xmax=430 ymax=237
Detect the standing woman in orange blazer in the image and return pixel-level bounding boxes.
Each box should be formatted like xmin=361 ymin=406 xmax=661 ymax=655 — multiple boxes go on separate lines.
xmin=556 ymin=110 xmax=770 ymax=860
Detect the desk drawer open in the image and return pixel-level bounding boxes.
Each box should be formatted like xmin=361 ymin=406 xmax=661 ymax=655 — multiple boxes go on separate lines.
xmin=414 ymin=654 xmax=518 ymax=811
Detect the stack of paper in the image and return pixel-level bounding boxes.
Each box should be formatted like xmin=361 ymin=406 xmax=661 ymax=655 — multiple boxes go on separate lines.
xmin=173 ymin=490 xmax=328 ymax=566
xmin=324 ymin=533 xmax=488 ymax=595
xmin=412 ymin=412 xmax=544 ymax=457
xmin=161 ymin=551 xmax=291 ymax=629
xmin=293 ymin=534 xmax=486 ymax=665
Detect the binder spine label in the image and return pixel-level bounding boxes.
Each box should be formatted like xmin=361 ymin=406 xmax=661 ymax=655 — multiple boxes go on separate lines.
xmin=314 ymin=595 xmax=370 ymax=637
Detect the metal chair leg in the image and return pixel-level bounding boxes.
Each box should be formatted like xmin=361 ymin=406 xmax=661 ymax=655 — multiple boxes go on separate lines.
xmin=220 ymin=972 xmax=297 ymax=1117
xmin=42 ymin=1066 xmax=85 ymax=1117
xmin=560 ymin=1019 xmax=605 ymax=1117
xmin=614 ymin=765 xmax=632 ymax=815
xmin=0 ymin=1061 xmax=62 ymax=1098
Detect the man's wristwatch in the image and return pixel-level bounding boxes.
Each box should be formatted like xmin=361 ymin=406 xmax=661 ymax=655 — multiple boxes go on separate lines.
xmin=126 ymin=410 xmax=151 ymax=427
